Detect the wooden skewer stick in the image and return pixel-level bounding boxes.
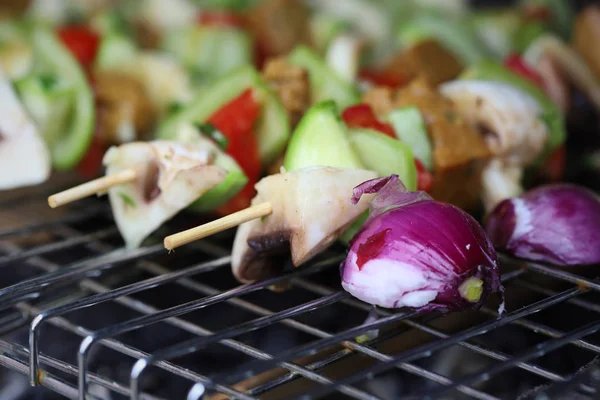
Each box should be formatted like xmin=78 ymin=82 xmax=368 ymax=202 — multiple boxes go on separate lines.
xmin=48 ymin=168 xmax=137 ymax=208
xmin=164 ymin=202 xmax=273 ymax=251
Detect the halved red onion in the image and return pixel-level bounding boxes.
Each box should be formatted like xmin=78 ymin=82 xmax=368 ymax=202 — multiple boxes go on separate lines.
xmin=486 ymin=184 xmax=600 ymax=266
xmin=341 ymin=175 xmax=505 ymax=314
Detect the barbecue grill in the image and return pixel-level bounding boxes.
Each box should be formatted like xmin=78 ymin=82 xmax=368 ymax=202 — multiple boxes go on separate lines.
xmin=0 ymin=173 xmax=599 ymax=400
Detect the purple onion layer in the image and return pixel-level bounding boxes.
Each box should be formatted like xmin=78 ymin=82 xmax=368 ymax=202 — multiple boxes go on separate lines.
xmin=341 ymin=175 xmax=505 ymax=314
xmin=486 ymin=184 xmax=600 ymax=266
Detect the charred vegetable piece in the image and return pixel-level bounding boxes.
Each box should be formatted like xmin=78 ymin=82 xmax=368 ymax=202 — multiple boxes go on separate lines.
xmin=341 ymin=175 xmax=504 ymax=313
xmin=0 ymin=65 xmax=50 ymax=190
xmin=382 ymin=39 xmax=464 ymax=87
xmin=231 ymin=166 xmax=378 ymax=283
xmin=103 ymin=140 xmax=228 ymax=248
xmin=486 ymin=184 xmax=600 ymax=266
xmin=94 ymin=71 xmax=156 ymax=146
xmin=440 ymin=81 xmax=548 ymax=165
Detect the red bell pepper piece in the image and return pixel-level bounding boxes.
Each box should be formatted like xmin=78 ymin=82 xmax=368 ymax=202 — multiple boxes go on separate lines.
xmin=522 ymin=4 xmax=552 ymax=22
xmin=342 ymin=104 xmax=396 ymax=138
xmin=540 ymin=144 xmax=566 ymax=182
xmin=76 ymin=137 xmax=106 ymax=179
xmin=414 ymin=158 xmax=434 ymax=193
xmin=359 ymin=69 xmax=406 ymax=89
xmin=208 ymin=89 xmax=262 ymax=214
xmin=197 ymin=11 xmax=246 ymax=28
xmin=343 ymin=104 xmax=434 ymax=192
xmin=57 ymin=26 xmax=100 ymax=71
xmin=503 ymin=53 xmax=546 ymax=90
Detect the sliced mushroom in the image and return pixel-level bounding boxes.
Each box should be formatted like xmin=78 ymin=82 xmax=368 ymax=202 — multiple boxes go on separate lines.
xmin=325 ymin=34 xmax=366 ymax=83
xmin=440 ymin=80 xmax=549 ymax=211
xmin=480 ymin=158 xmax=524 ymax=212
xmin=523 ymin=34 xmax=600 ymax=112
xmin=103 ymin=139 xmax=227 ymax=248
xmin=537 ymin=55 xmax=570 ymax=114
xmin=573 ymin=5 xmax=600 ymax=81
xmin=440 ymin=80 xmax=548 ymax=166
xmin=0 ymin=66 xmax=50 ymax=190
xmin=232 ymin=166 xmax=378 ymax=283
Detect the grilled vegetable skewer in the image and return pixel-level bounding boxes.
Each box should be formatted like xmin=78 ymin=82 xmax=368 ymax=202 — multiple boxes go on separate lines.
xmin=48 ymin=168 xmax=137 ymax=208
xmin=164 ymin=202 xmax=273 ymax=251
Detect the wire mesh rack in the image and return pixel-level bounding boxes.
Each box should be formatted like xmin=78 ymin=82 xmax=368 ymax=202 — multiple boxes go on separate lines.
xmin=0 ymin=180 xmax=599 ymax=400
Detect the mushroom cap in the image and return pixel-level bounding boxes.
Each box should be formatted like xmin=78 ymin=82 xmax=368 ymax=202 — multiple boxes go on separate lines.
xmin=0 ymin=66 xmax=50 ymax=190
xmin=104 ymin=139 xmax=227 ymax=248
xmin=232 ymin=166 xmax=378 ymax=283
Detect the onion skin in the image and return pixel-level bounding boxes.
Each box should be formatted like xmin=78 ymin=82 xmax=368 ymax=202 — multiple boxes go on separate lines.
xmin=341 ymin=175 xmax=504 ymax=314
xmin=486 ymin=184 xmax=600 ymax=266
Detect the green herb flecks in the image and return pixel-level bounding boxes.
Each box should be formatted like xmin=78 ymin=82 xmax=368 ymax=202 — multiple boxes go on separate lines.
xmin=196 ymin=122 xmax=229 ymax=151
xmin=119 ymin=192 xmax=136 ymax=208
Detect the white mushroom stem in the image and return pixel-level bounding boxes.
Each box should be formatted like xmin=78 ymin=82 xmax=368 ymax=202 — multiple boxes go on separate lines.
xmin=326 ymin=34 xmax=365 ymax=83
xmin=481 ymin=159 xmax=524 ymax=212
xmin=523 ymin=35 xmax=600 ymax=111
xmin=0 ymin=65 xmax=51 ymax=190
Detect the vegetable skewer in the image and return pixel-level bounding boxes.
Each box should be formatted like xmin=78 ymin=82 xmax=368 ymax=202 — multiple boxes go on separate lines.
xmin=163 ymin=202 xmax=273 ymax=251
xmin=47 ymin=168 xmax=137 ymax=208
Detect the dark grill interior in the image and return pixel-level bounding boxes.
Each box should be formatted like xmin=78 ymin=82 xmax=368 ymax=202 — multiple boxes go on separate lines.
xmin=0 ymin=179 xmax=599 ymax=400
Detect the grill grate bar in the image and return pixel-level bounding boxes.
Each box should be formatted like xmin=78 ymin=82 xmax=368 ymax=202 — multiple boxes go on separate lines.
xmin=479 ymin=306 xmax=600 ymax=353
xmin=0 ymin=204 xmax=108 ymax=239
xmin=0 ymin=203 xmax=598 ymax=399
xmin=0 ymin=340 xmax=163 ymax=400
xmin=2 ymin=235 xmax=352 ymax=399
xmin=29 ymin=256 xmax=231 ymax=386
xmin=16 ymin=302 xmax=257 ymax=400
xmin=416 ymin=320 xmax=600 ymax=399
xmin=139 ymin=261 xmax=497 ymax=400
xmin=503 ymin=256 xmax=600 ymax=292
xmin=0 ymin=227 xmax=118 ymax=268
xmin=129 ymin=291 xmax=349 ymax=400
xmin=514 ymin=280 xmax=600 ymax=314
xmin=292 ymin=278 xmax=566 ymax=382
xmin=75 ymin=255 xmax=379 ymax=400
xmin=298 ymin=288 xmax=584 ymax=399
xmin=0 ymin=244 xmax=164 ymax=303
xmin=6 ymin=233 xmax=374 ymax=400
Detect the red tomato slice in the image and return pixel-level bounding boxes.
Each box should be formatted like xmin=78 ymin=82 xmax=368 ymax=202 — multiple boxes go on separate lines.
xmin=503 ymin=53 xmax=546 ymax=90
xmin=359 ymin=69 xmax=406 ymax=89
xmin=540 ymin=144 xmax=566 ymax=182
xmin=76 ymin=137 xmax=106 ymax=179
xmin=522 ymin=4 xmax=552 ymax=22
xmin=209 ymin=89 xmax=262 ymax=214
xmin=197 ymin=11 xmax=246 ymax=28
xmin=415 ymin=158 xmax=434 ymax=193
xmin=57 ymin=26 xmax=100 ymax=70
xmin=341 ymin=104 xmax=396 ymax=138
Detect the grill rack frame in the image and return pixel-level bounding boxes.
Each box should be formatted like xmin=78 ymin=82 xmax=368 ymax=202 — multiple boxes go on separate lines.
xmin=0 ymin=194 xmax=598 ymax=400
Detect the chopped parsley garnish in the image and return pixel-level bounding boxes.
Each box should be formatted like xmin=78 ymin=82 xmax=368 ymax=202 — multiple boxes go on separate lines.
xmin=195 ymin=122 xmax=229 ymax=151
xmin=119 ymin=193 xmax=136 ymax=208
xmin=39 ymin=74 xmax=59 ymax=91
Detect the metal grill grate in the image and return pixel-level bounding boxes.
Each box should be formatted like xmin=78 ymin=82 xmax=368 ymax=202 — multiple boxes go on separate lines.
xmin=0 ymin=184 xmax=599 ymax=400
